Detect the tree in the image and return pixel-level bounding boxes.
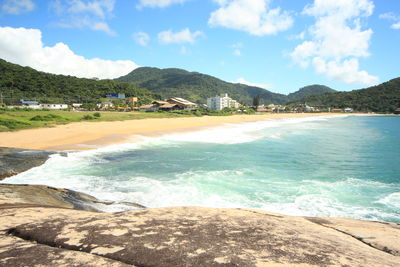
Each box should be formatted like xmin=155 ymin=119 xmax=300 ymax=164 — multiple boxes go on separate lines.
xmin=253 ymin=95 xmax=260 ymax=108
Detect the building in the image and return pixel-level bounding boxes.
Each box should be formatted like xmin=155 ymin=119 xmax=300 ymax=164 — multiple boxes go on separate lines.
xmin=167 ymin=97 xmax=197 ymax=110
xmin=127 ymin=97 xmax=138 ymax=106
xmin=139 ymin=98 xmax=198 ymax=112
xmin=394 ymin=108 xmax=400 ymax=115
xmin=106 ymin=93 xmax=125 ymax=99
xmin=207 ymin=94 xmax=241 ymax=110
xmin=71 ymin=103 xmax=83 ymax=110
xmin=139 ymin=101 xmax=168 ymax=112
xmin=13 ymin=99 xmax=41 ymax=109
xmin=344 ymin=107 xmax=354 ymax=113
xmin=40 ymin=104 xmax=68 ymax=110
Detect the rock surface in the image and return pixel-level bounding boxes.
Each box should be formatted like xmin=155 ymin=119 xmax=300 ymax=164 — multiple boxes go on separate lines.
xmin=0 ymin=184 xmax=103 ymax=211
xmin=0 ymin=199 xmax=399 ymax=266
xmin=0 ymin=184 xmax=146 ymax=212
xmin=0 ymin=147 xmax=55 ymax=179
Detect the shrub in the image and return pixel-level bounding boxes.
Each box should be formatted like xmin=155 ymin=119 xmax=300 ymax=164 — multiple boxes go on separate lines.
xmin=30 ymin=114 xmax=63 ymax=121
xmin=93 ymin=112 xmax=101 ymax=118
xmin=82 ymin=114 xmax=94 ymax=120
xmin=0 ymin=118 xmax=31 ymax=130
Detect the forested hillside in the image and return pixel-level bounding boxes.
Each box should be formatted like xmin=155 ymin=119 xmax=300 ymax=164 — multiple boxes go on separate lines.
xmin=287 ymin=85 xmax=336 ymax=101
xmin=290 ymin=78 xmax=400 ymax=113
xmin=116 ymin=67 xmax=288 ymax=105
xmin=0 ymin=59 xmax=157 ymax=104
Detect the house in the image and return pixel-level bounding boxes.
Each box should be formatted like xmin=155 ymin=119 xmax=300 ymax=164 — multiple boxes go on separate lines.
xmin=127 ymin=97 xmax=138 ymax=106
xmin=394 ymin=108 xmax=400 ymax=114
xmin=206 ymin=94 xmax=240 ymax=110
xmin=159 ymin=103 xmax=179 ymax=111
xmin=167 ymin=97 xmax=197 ymax=110
xmin=71 ymin=103 xmax=83 ymax=110
xmin=304 ymin=104 xmax=315 ymax=112
xmin=139 ymin=101 xmax=168 ymax=112
xmin=12 ymin=99 xmax=42 ymax=109
xmin=106 ymin=93 xmax=125 ymax=99
xmin=344 ymin=107 xmax=353 ymax=113
xmin=40 ymin=104 xmax=68 ymax=110
xmin=139 ymin=98 xmax=197 ymax=112
xmin=330 ymin=108 xmax=343 ymax=113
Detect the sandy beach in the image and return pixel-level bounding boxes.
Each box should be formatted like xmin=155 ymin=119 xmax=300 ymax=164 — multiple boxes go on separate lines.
xmin=0 ymin=113 xmax=345 ymax=151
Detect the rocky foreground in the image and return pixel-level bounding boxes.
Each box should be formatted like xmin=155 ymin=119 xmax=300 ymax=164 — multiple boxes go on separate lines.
xmin=0 ymin=184 xmax=399 ymax=266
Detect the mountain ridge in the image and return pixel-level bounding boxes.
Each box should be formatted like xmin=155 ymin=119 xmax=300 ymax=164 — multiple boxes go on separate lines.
xmin=116 ymin=67 xmax=292 ymax=105
xmin=289 ymin=77 xmax=400 ymax=112
xmin=0 ymin=58 xmax=157 ymax=104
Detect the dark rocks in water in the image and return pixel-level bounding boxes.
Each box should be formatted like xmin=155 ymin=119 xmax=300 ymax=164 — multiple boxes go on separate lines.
xmin=0 ymin=147 xmax=55 ymax=180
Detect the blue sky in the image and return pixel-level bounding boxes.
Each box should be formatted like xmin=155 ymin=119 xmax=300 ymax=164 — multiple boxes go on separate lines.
xmin=0 ymin=0 xmax=399 ymax=94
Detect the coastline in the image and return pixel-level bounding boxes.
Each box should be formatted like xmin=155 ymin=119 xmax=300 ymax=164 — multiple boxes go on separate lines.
xmin=0 ymin=112 xmax=348 ymax=151
xmin=1 ymin=114 xmax=399 ymax=266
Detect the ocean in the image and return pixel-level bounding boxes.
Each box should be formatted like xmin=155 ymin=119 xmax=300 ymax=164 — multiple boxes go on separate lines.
xmin=4 ymin=115 xmax=400 ymax=222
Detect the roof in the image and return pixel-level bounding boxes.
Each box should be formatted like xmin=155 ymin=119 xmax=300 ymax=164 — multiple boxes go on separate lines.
xmin=18 ymin=99 xmax=39 ymax=104
xmin=139 ymin=104 xmax=156 ymax=109
xmin=159 ymin=103 xmax=178 ymax=109
xmin=168 ymin=97 xmax=197 ymax=106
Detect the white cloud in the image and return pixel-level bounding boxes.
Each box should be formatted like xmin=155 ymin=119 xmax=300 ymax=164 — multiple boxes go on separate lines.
xmin=137 ymin=0 xmax=188 ymax=8
xmin=158 ymin=28 xmax=203 ymax=44
xmin=1 ymin=0 xmax=34 ymax=14
xmin=50 ymin=0 xmax=116 ymax=35
xmin=235 ymin=78 xmax=271 ymax=89
xmin=290 ymin=0 xmax=378 ymax=86
xmin=392 ymin=22 xmax=400 ymax=30
xmin=133 ymin=31 xmax=150 ymax=46
xmin=208 ymin=0 xmax=293 ymax=36
xmin=312 ymin=57 xmax=377 ymax=85
xmin=0 ymin=26 xmax=138 ymax=79
xmin=379 ymin=12 xmax=400 ymax=30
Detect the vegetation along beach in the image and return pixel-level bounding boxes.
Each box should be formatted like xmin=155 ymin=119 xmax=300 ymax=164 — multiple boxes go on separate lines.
xmin=0 ymin=0 xmax=399 ymax=266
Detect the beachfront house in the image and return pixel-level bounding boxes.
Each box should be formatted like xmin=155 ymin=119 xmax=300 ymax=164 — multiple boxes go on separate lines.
xmin=207 ymin=94 xmax=241 ymax=110
xmin=139 ymin=98 xmax=198 ymax=112
xmin=40 ymin=103 xmax=68 ymax=110
xmin=166 ymin=97 xmax=198 ymax=110
xmin=344 ymin=107 xmax=354 ymax=113
xmin=139 ymin=101 xmax=168 ymax=112
xmin=12 ymin=99 xmax=41 ymax=109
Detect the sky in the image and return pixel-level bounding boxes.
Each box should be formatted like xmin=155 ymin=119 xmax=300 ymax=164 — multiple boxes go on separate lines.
xmin=0 ymin=0 xmax=399 ymax=95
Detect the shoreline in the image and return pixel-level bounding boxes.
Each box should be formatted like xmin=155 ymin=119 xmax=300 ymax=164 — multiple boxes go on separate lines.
xmin=0 ymin=112 xmax=350 ymax=151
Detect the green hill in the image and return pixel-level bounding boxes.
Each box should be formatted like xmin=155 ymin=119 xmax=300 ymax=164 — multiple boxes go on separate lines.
xmin=0 ymin=58 xmax=157 ymax=104
xmin=287 ymin=85 xmax=336 ymax=101
xmin=115 ymin=67 xmax=288 ymax=105
xmin=289 ymin=78 xmax=400 ymax=113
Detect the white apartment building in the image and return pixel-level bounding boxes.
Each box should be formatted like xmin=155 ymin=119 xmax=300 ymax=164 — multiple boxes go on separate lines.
xmin=207 ymin=93 xmax=241 ymax=110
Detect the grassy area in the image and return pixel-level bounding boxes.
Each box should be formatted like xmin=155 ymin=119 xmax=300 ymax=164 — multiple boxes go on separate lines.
xmin=0 ymin=109 xmax=194 ymax=132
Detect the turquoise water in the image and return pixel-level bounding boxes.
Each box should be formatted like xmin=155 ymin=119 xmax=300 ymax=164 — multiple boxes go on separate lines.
xmin=5 ymin=115 xmax=400 ymax=222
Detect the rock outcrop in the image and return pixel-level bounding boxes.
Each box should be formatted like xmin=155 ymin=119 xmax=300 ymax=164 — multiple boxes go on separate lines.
xmin=0 ymin=196 xmax=399 ymax=266
xmin=0 ymin=184 xmax=146 ymax=212
xmin=0 ymin=147 xmax=55 ymax=180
